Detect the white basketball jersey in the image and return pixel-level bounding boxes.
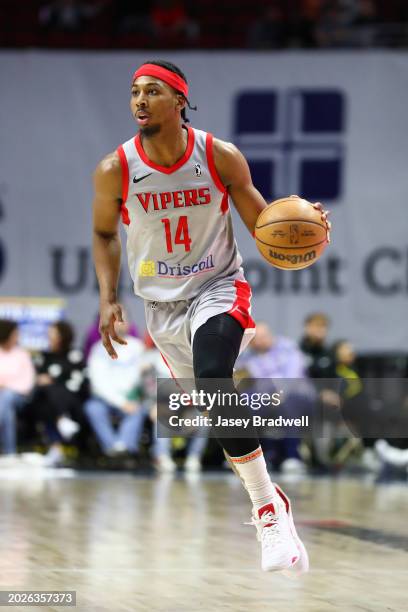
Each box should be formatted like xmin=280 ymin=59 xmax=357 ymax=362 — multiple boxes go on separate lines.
xmin=117 ymin=127 xmax=243 ymax=302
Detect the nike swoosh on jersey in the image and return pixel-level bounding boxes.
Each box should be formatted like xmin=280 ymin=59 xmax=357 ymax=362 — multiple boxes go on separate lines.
xmin=133 ymin=173 xmax=153 ymax=183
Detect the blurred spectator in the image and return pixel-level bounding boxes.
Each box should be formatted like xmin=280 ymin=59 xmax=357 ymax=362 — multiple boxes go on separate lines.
xmin=139 ymin=334 xmax=176 ymax=472
xmin=333 ymin=342 xmax=408 ymax=472
xmin=141 ymin=333 xmax=207 ymax=473
xmin=331 ymin=339 xmax=366 ymax=465
xmin=39 ymin=0 xmax=105 ymax=32
xmin=241 ymin=322 xmax=306 ymax=379
xmin=0 ymin=320 xmax=35 ymax=458
xmin=333 ymin=340 xmax=362 ymax=393
xmin=314 ymin=0 xmax=354 ymax=47
xmin=238 ymin=322 xmax=314 ymax=474
xmin=247 ymin=4 xmax=288 ymax=49
xmin=113 ymin=0 xmax=153 ymax=34
xmin=330 ymin=340 xmax=408 ymax=473
xmin=371 ymin=351 xmax=408 ymax=472
xmin=28 ymin=321 xmax=88 ymax=466
xmin=300 ymin=312 xmax=334 ymax=378
xmin=85 ymin=319 xmax=146 ymax=456
xmin=83 ymin=310 xmax=140 ymax=361
xmin=3 ymin=0 xmax=408 ymax=49
xmin=350 ymin=0 xmax=378 ymax=46
xmin=288 ymin=0 xmax=318 ymax=47
xmin=151 ymin=0 xmax=199 ymax=42
xmin=300 ymin=313 xmax=343 ymax=467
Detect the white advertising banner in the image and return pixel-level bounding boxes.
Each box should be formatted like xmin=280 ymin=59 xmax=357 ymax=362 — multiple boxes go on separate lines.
xmin=0 ymin=51 xmax=407 ymax=350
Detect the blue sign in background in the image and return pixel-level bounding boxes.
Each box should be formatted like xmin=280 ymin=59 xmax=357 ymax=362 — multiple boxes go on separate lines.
xmin=234 ymin=89 xmax=346 ymax=202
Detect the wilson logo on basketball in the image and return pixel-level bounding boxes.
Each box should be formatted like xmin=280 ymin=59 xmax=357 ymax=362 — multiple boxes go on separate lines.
xmin=268 ymin=249 xmax=317 ymax=264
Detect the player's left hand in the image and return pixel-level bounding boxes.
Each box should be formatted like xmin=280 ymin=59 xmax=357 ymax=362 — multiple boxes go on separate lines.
xmin=312 ymin=201 xmax=331 ymax=243
xmin=290 ymin=196 xmax=332 ymax=243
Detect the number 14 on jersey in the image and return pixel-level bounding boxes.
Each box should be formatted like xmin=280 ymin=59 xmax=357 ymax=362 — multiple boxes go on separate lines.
xmin=161 ymin=216 xmax=192 ymax=253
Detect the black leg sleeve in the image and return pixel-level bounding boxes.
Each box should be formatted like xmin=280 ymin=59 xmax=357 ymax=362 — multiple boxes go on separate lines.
xmin=193 ymin=313 xmax=259 ymax=457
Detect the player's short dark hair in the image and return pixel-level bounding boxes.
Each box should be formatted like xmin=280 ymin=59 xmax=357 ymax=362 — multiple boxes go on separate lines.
xmin=143 ymin=59 xmax=197 ymax=123
xmin=0 ymin=319 xmax=18 ymax=346
xmin=51 ymin=321 xmax=75 ymax=353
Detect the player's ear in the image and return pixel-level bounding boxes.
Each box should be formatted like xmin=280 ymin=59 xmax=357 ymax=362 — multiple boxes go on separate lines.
xmin=175 ymin=94 xmax=186 ymax=113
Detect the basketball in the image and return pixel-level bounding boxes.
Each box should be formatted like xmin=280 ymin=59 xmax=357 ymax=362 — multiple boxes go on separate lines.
xmin=254 ymin=195 xmax=330 ymax=270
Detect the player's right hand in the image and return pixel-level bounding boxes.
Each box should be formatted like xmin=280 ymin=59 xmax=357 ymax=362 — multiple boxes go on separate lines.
xmin=99 ymin=301 xmax=127 ymax=359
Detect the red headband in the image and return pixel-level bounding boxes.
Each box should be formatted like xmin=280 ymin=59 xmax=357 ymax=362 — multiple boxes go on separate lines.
xmin=133 ymin=64 xmax=189 ymax=98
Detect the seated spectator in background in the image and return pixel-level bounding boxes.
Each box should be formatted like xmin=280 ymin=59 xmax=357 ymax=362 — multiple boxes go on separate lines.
xmin=300 ymin=312 xmax=334 ymax=378
xmin=0 ymin=320 xmax=35 ymax=458
xmin=350 ymin=0 xmax=378 ymax=47
xmin=372 ymin=355 xmax=408 ymax=473
xmin=151 ymin=0 xmax=199 ymax=42
xmin=330 ymin=339 xmax=367 ymax=465
xmin=287 ymin=0 xmax=318 ymax=47
xmin=247 ymin=4 xmax=288 ymax=49
xmin=331 ymin=340 xmax=408 ymax=473
xmin=85 ymin=319 xmax=146 ymax=457
xmin=300 ymin=313 xmax=343 ymax=466
xmin=314 ymin=0 xmax=354 ymax=47
xmin=333 ymin=341 xmax=408 ymax=473
xmin=28 ymin=321 xmax=88 ymax=466
xmin=141 ymin=333 xmax=207 ymax=473
xmin=237 ymin=322 xmax=314 ymax=474
xmin=83 ymin=309 xmax=140 ymax=360
xmin=241 ymin=322 xmax=306 ymax=380
xmin=333 ymin=340 xmax=362 ymax=395
xmin=301 ymin=312 xmax=341 ymax=407
xmin=39 ymin=0 xmax=105 ymax=32
xmin=140 ymin=333 xmax=176 ymax=472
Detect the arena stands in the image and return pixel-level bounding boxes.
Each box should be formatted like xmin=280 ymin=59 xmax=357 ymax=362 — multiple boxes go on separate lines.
xmin=1 ymin=0 xmax=407 ymax=49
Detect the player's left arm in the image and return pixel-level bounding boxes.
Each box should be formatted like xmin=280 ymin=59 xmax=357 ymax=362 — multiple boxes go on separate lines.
xmin=213 ymin=138 xmax=331 ymax=238
xmin=213 ymin=138 xmax=266 ymax=235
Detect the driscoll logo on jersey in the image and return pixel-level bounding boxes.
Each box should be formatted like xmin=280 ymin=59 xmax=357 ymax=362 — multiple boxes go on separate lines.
xmin=139 ymin=261 xmax=156 ymax=276
xmin=135 ymin=187 xmax=211 ymax=213
xmin=139 ymin=255 xmax=215 ymax=277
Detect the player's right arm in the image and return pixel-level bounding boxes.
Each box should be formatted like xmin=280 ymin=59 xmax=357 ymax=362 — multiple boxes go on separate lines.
xmin=92 ymin=151 xmax=127 ymax=359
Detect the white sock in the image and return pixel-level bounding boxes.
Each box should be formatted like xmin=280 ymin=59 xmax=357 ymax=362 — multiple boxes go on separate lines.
xmin=228 ymin=446 xmax=277 ymax=511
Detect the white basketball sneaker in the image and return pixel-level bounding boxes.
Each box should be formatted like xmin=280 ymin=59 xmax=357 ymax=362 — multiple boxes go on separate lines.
xmin=247 ymin=484 xmax=309 ymax=575
xmin=273 ymin=483 xmax=309 ymax=576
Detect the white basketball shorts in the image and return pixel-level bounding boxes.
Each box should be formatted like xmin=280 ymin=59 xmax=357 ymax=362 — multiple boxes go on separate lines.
xmin=144 ymin=270 xmax=256 ymax=379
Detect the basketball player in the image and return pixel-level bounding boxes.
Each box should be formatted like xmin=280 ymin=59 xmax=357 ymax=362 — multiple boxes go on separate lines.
xmin=92 ymin=60 xmax=329 ymax=574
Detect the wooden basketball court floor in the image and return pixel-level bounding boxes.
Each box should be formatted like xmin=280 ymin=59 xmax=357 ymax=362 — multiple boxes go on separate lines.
xmin=0 ymin=469 xmax=407 ymax=612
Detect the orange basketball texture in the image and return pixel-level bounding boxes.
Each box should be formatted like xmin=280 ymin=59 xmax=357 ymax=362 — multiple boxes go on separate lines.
xmin=255 ymin=196 xmax=329 ymax=270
